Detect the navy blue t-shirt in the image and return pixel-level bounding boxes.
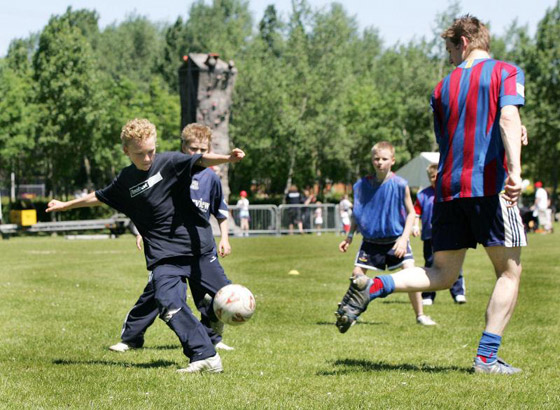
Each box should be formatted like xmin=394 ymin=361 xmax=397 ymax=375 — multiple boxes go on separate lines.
xmin=190 ymin=167 xmax=229 ymax=221
xmin=95 ymin=152 xmax=214 ymax=269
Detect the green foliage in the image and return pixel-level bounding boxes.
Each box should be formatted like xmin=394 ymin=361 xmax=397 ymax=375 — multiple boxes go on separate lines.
xmin=522 ymin=2 xmax=560 ymax=194
xmin=0 ymin=1 xmax=558 ymax=201
xmin=1 ymin=233 xmax=559 ymax=407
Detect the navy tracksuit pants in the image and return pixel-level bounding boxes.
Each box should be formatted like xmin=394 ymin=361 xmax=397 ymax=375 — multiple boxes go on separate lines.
xmin=120 ymin=252 xmax=230 ymax=362
xmin=421 ymin=239 xmax=465 ymax=301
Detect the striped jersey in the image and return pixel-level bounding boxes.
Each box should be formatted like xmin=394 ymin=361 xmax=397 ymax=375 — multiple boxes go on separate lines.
xmin=431 ymin=58 xmax=525 ymax=202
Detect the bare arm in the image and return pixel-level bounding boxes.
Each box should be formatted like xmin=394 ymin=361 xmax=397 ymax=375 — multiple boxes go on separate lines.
xmin=500 ymin=105 xmax=523 ymax=205
xmin=46 ymin=192 xmax=101 ymax=213
xmin=393 ymin=186 xmax=416 ymax=257
xmin=197 ymin=149 xmax=245 ymax=168
xmin=339 ymin=215 xmax=359 ymax=253
xmin=217 ymin=217 xmax=231 ymax=257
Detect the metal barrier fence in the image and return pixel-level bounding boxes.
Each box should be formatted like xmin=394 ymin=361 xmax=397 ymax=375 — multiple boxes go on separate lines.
xmin=229 ymin=204 xmax=341 ymax=236
xmin=1 ymin=204 xmax=343 ymax=238
xmin=229 ymin=204 xmax=278 ymax=235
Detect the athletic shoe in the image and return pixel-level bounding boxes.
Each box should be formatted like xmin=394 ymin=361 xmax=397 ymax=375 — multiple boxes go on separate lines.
xmin=109 ymin=342 xmax=131 ymax=352
xmin=177 ymin=353 xmax=223 ymax=374
xmin=335 ymin=275 xmax=373 ymax=333
xmin=472 ymin=357 xmax=522 ymax=374
xmin=422 ymin=298 xmax=433 ymax=306
xmin=215 ymin=341 xmax=234 ymax=351
xmin=416 ymin=315 xmax=437 ymax=326
xmin=454 ymin=295 xmax=467 ymax=304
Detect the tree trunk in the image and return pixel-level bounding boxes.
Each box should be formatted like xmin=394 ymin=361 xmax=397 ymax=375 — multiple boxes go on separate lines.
xmin=83 ymin=155 xmax=93 ymax=191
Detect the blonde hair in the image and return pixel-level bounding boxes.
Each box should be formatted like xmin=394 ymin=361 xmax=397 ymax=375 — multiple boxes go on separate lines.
xmin=371 ymin=141 xmax=395 ymax=157
xmin=121 ymin=118 xmax=157 ymax=147
xmin=426 ymin=163 xmax=438 ymax=176
xmin=181 ymin=123 xmax=212 ymax=147
xmin=441 ymin=15 xmax=490 ymax=54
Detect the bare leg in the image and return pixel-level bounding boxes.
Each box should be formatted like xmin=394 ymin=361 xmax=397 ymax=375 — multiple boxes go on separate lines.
xmin=351 ymin=266 xmax=369 ymax=277
xmin=391 ymin=249 xmax=468 ymax=292
xmin=401 ymin=260 xmax=424 ymax=318
xmin=483 ymin=246 xmax=522 ymax=336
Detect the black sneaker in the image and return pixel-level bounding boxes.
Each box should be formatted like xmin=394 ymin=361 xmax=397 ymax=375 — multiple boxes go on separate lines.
xmin=335 ymin=275 xmax=372 ymax=333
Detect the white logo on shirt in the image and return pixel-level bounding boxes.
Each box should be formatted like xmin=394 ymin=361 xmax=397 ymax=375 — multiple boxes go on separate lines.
xmin=209 ymin=256 xmax=217 ymax=263
xmin=191 ymin=180 xmax=199 ymax=190
xmin=192 ymin=198 xmax=210 ymax=213
xmin=129 ymin=172 xmax=163 ymax=198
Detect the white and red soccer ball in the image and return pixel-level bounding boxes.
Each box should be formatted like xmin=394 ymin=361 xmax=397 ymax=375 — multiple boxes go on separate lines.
xmin=213 ymin=284 xmax=256 ymax=326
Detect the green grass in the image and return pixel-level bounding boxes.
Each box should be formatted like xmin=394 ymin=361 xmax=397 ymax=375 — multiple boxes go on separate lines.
xmin=1 ymin=228 xmax=559 ymax=409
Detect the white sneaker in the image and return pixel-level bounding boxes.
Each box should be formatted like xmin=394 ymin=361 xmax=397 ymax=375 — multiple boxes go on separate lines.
xmin=416 ymin=315 xmax=437 ymax=326
xmin=109 ymin=342 xmax=130 ymax=352
xmin=177 ymin=353 xmax=223 ymax=374
xmin=422 ymin=298 xmax=433 ymax=306
xmin=215 ymin=341 xmax=234 ymax=351
xmin=455 ymin=295 xmax=467 ymax=304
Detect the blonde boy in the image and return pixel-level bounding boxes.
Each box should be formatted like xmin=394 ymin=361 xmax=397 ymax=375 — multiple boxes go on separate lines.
xmin=47 ymin=119 xmax=244 ymax=373
xmin=336 ymin=141 xmax=436 ymax=332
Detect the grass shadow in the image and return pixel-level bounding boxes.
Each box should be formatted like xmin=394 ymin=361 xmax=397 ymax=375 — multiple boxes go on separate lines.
xmin=317 ymin=358 xmax=469 ymax=375
xmin=141 ymin=344 xmax=177 ymax=350
xmin=315 ymin=320 xmax=383 ymax=326
xmin=52 ymin=358 xmax=177 ymax=369
xmin=380 ymin=300 xmax=410 ymax=305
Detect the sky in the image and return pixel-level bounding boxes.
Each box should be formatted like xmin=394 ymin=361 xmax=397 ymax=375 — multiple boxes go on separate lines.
xmin=1 ymin=0 xmax=558 ymax=57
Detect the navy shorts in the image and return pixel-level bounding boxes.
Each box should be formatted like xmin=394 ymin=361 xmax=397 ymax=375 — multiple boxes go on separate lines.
xmin=354 ymin=240 xmax=413 ymax=271
xmin=432 ymin=195 xmax=527 ymax=252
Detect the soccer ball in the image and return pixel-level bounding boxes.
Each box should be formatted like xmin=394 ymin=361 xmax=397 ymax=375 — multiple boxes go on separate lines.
xmin=213 ymin=284 xmax=256 ymax=326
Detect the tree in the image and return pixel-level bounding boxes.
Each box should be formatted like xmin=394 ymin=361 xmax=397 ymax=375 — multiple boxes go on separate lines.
xmin=523 ymin=1 xmax=560 ymax=202
xmin=0 ymin=60 xmax=38 ymax=188
xmin=33 ymin=10 xmax=104 ymax=196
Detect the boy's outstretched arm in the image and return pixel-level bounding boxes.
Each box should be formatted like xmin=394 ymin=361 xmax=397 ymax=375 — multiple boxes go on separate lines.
xmin=197 ymin=149 xmax=245 ymax=168
xmin=393 ymin=186 xmax=415 ymax=258
xmin=46 ymin=192 xmax=101 ymax=213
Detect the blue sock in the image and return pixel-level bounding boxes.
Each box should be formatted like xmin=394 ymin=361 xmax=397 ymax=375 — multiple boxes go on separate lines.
xmin=369 ymin=275 xmax=395 ymax=299
xmin=476 ymin=331 xmax=502 ymax=363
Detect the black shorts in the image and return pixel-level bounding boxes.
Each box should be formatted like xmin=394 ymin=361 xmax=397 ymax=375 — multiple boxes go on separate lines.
xmin=354 ymin=240 xmax=413 ymax=271
xmin=432 ymin=195 xmax=527 ymax=252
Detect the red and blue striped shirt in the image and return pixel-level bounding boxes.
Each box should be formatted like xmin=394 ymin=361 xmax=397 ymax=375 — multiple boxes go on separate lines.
xmin=431 ymin=58 xmax=525 ymax=202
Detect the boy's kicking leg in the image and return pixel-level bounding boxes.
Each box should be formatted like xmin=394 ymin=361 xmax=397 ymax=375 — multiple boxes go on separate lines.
xmin=152 ymin=262 xmax=222 ymax=373
xmin=335 ymin=249 xmax=465 ymax=333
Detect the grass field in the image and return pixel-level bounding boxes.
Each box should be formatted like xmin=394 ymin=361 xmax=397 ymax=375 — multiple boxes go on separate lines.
xmin=1 ymin=229 xmax=559 ymax=409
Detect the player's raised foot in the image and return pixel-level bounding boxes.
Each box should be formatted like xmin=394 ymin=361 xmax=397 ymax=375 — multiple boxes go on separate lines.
xmin=416 ymin=315 xmax=437 ymax=326
xmin=454 ymin=295 xmax=467 ymax=304
xmin=335 ymin=275 xmax=373 ymax=333
xmin=422 ymin=298 xmax=433 ymax=306
xmin=177 ymin=353 xmax=223 ymax=374
xmin=109 ymin=342 xmax=131 ymax=352
xmin=472 ymin=357 xmax=522 ymax=375
xmin=215 ymin=341 xmax=234 ymax=351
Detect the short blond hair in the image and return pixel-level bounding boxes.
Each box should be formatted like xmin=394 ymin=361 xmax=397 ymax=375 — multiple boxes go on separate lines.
xmin=371 ymin=141 xmax=395 ymax=157
xmin=181 ymin=123 xmax=212 ymax=146
xmin=441 ymin=15 xmax=490 ymax=54
xmin=121 ymin=118 xmax=157 ymax=147
xmin=426 ymin=163 xmax=438 ymax=176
